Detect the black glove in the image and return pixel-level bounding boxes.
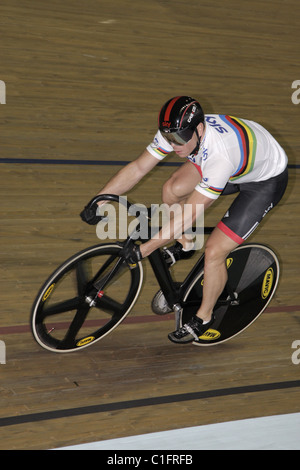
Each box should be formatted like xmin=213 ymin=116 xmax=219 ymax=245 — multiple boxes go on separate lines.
xmin=120 ymin=244 xmax=142 ymax=265
xmin=80 ymin=203 xmax=103 ymax=225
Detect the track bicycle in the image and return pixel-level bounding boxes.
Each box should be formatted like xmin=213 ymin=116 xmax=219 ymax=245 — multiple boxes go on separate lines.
xmin=31 ymin=194 xmax=280 ymax=353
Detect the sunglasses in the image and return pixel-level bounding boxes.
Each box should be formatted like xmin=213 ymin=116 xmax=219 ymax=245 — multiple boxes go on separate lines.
xmin=161 ymin=128 xmax=195 ymax=146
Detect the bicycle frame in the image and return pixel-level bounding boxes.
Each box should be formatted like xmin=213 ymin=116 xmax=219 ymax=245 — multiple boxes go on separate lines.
xmin=87 ymin=194 xmax=210 ymax=327
xmin=149 ymin=249 xmax=204 ymax=303
xmin=146 ymin=249 xmax=206 ymax=328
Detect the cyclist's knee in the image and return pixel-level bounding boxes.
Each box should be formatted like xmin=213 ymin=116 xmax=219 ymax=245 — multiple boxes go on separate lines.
xmin=204 ymin=237 xmax=233 ymax=265
xmin=162 ymin=176 xmax=190 ymax=205
xmin=204 ymin=242 xmax=225 ymax=264
xmin=162 ymin=178 xmax=178 ymax=204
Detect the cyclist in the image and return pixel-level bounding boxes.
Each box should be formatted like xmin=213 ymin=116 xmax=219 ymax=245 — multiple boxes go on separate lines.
xmin=80 ymin=96 xmax=288 ymax=345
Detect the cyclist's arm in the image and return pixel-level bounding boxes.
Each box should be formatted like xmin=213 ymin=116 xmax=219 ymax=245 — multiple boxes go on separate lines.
xmin=96 ymin=149 xmax=160 ymax=201
xmin=140 ymin=189 xmax=215 ymax=257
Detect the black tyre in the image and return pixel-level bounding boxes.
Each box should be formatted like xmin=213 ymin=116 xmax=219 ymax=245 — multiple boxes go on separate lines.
xmin=31 ymin=243 xmax=143 ymax=353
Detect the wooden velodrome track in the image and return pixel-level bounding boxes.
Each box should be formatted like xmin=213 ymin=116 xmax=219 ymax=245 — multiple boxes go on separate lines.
xmin=0 ymin=0 xmax=299 ymax=450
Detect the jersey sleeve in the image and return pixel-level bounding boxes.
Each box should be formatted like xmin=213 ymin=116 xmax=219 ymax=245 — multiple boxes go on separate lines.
xmin=146 ymin=131 xmax=173 ymax=160
xmin=195 ymin=156 xmax=235 ymax=200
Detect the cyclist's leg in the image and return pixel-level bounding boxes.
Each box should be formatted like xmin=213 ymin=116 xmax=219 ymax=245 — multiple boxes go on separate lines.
xmin=162 ymin=160 xmax=201 ymax=249
xmin=217 ymin=166 xmax=288 ymax=242
xmin=196 ymin=167 xmax=288 ymax=323
xmin=195 ymin=227 xmax=240 ymax=322
xmin=162 ymin=160 xmax=201 ymax=205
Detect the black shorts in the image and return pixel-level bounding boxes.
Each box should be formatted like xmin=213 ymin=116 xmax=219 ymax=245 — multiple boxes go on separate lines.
xmin=217 ymin=166 xmax=288 ymax=243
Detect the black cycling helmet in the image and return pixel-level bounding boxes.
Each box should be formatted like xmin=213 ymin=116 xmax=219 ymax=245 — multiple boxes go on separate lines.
xmin=158 ymin=96 xmax=204 ymax=145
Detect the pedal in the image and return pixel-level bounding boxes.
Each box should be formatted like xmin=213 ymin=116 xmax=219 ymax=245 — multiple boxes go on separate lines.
xmin=217 ymin=290 xmax=239 ymax=306
xmin=229 ymin=292 xmax=239 ymax=305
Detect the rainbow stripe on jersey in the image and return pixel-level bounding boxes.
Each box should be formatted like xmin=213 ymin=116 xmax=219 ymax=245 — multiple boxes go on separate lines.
xmin=219 ymin=115 xmax=257 ymax=181
xmin=204 ymin=185 xmax=224 ymax=197
xmin=190 ymin=160 xmax=224 ymax=198
xmin=151 ymin=144 xmax=170 ymax=159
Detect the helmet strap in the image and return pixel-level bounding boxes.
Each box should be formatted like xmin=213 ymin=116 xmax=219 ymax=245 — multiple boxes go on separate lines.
xmin=190 ymin=127 xmax=201 ymax=157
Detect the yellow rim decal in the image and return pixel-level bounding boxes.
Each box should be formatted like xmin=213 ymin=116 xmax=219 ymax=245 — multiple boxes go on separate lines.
xmin=198 ymin=329 xmax=221 ymax=341
xmin=261 ymin=267 xmax=274 ymax=299
xmin=42 ymin=284 xmax=55 ymax=301
xmin=76 ymin=336 xmax=95 ymax=347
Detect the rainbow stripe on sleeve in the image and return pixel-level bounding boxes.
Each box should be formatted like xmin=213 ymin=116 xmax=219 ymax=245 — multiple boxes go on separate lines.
xmin=204 ymin=185 xmax=224 ymax=197
xmin=152 ymin=145 xmax=170 ymax=158
xmin=219 ymin=115 xmax=257 ymax=180
xmin=191 ymin=159 xmax=224 ymax=198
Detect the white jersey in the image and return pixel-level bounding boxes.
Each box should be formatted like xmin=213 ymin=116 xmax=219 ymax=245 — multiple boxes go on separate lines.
xmin=147 ymin=114 xmax=288 ymax=199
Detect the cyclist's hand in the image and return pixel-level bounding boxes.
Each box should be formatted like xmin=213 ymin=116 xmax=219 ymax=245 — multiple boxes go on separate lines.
xmin=80 ymin=203 xmax=103 ymax=225
xmin=120 ymin=244 xmax=142 ymax=265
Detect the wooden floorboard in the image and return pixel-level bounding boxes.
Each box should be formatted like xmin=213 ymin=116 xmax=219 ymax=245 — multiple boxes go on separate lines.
xmin=0 ymin=0 xmax=299 ymax=450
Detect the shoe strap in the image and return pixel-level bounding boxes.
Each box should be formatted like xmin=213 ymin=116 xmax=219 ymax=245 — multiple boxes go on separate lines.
xmin=185 ymin=323 xmax=200 ymax=341
xmin=163 ymin=247 xmax=176 ymax=266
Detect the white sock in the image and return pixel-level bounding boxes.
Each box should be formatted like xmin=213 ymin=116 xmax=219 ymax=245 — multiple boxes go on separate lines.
xmin=182 ymin=243 xmax=194 ymax=252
